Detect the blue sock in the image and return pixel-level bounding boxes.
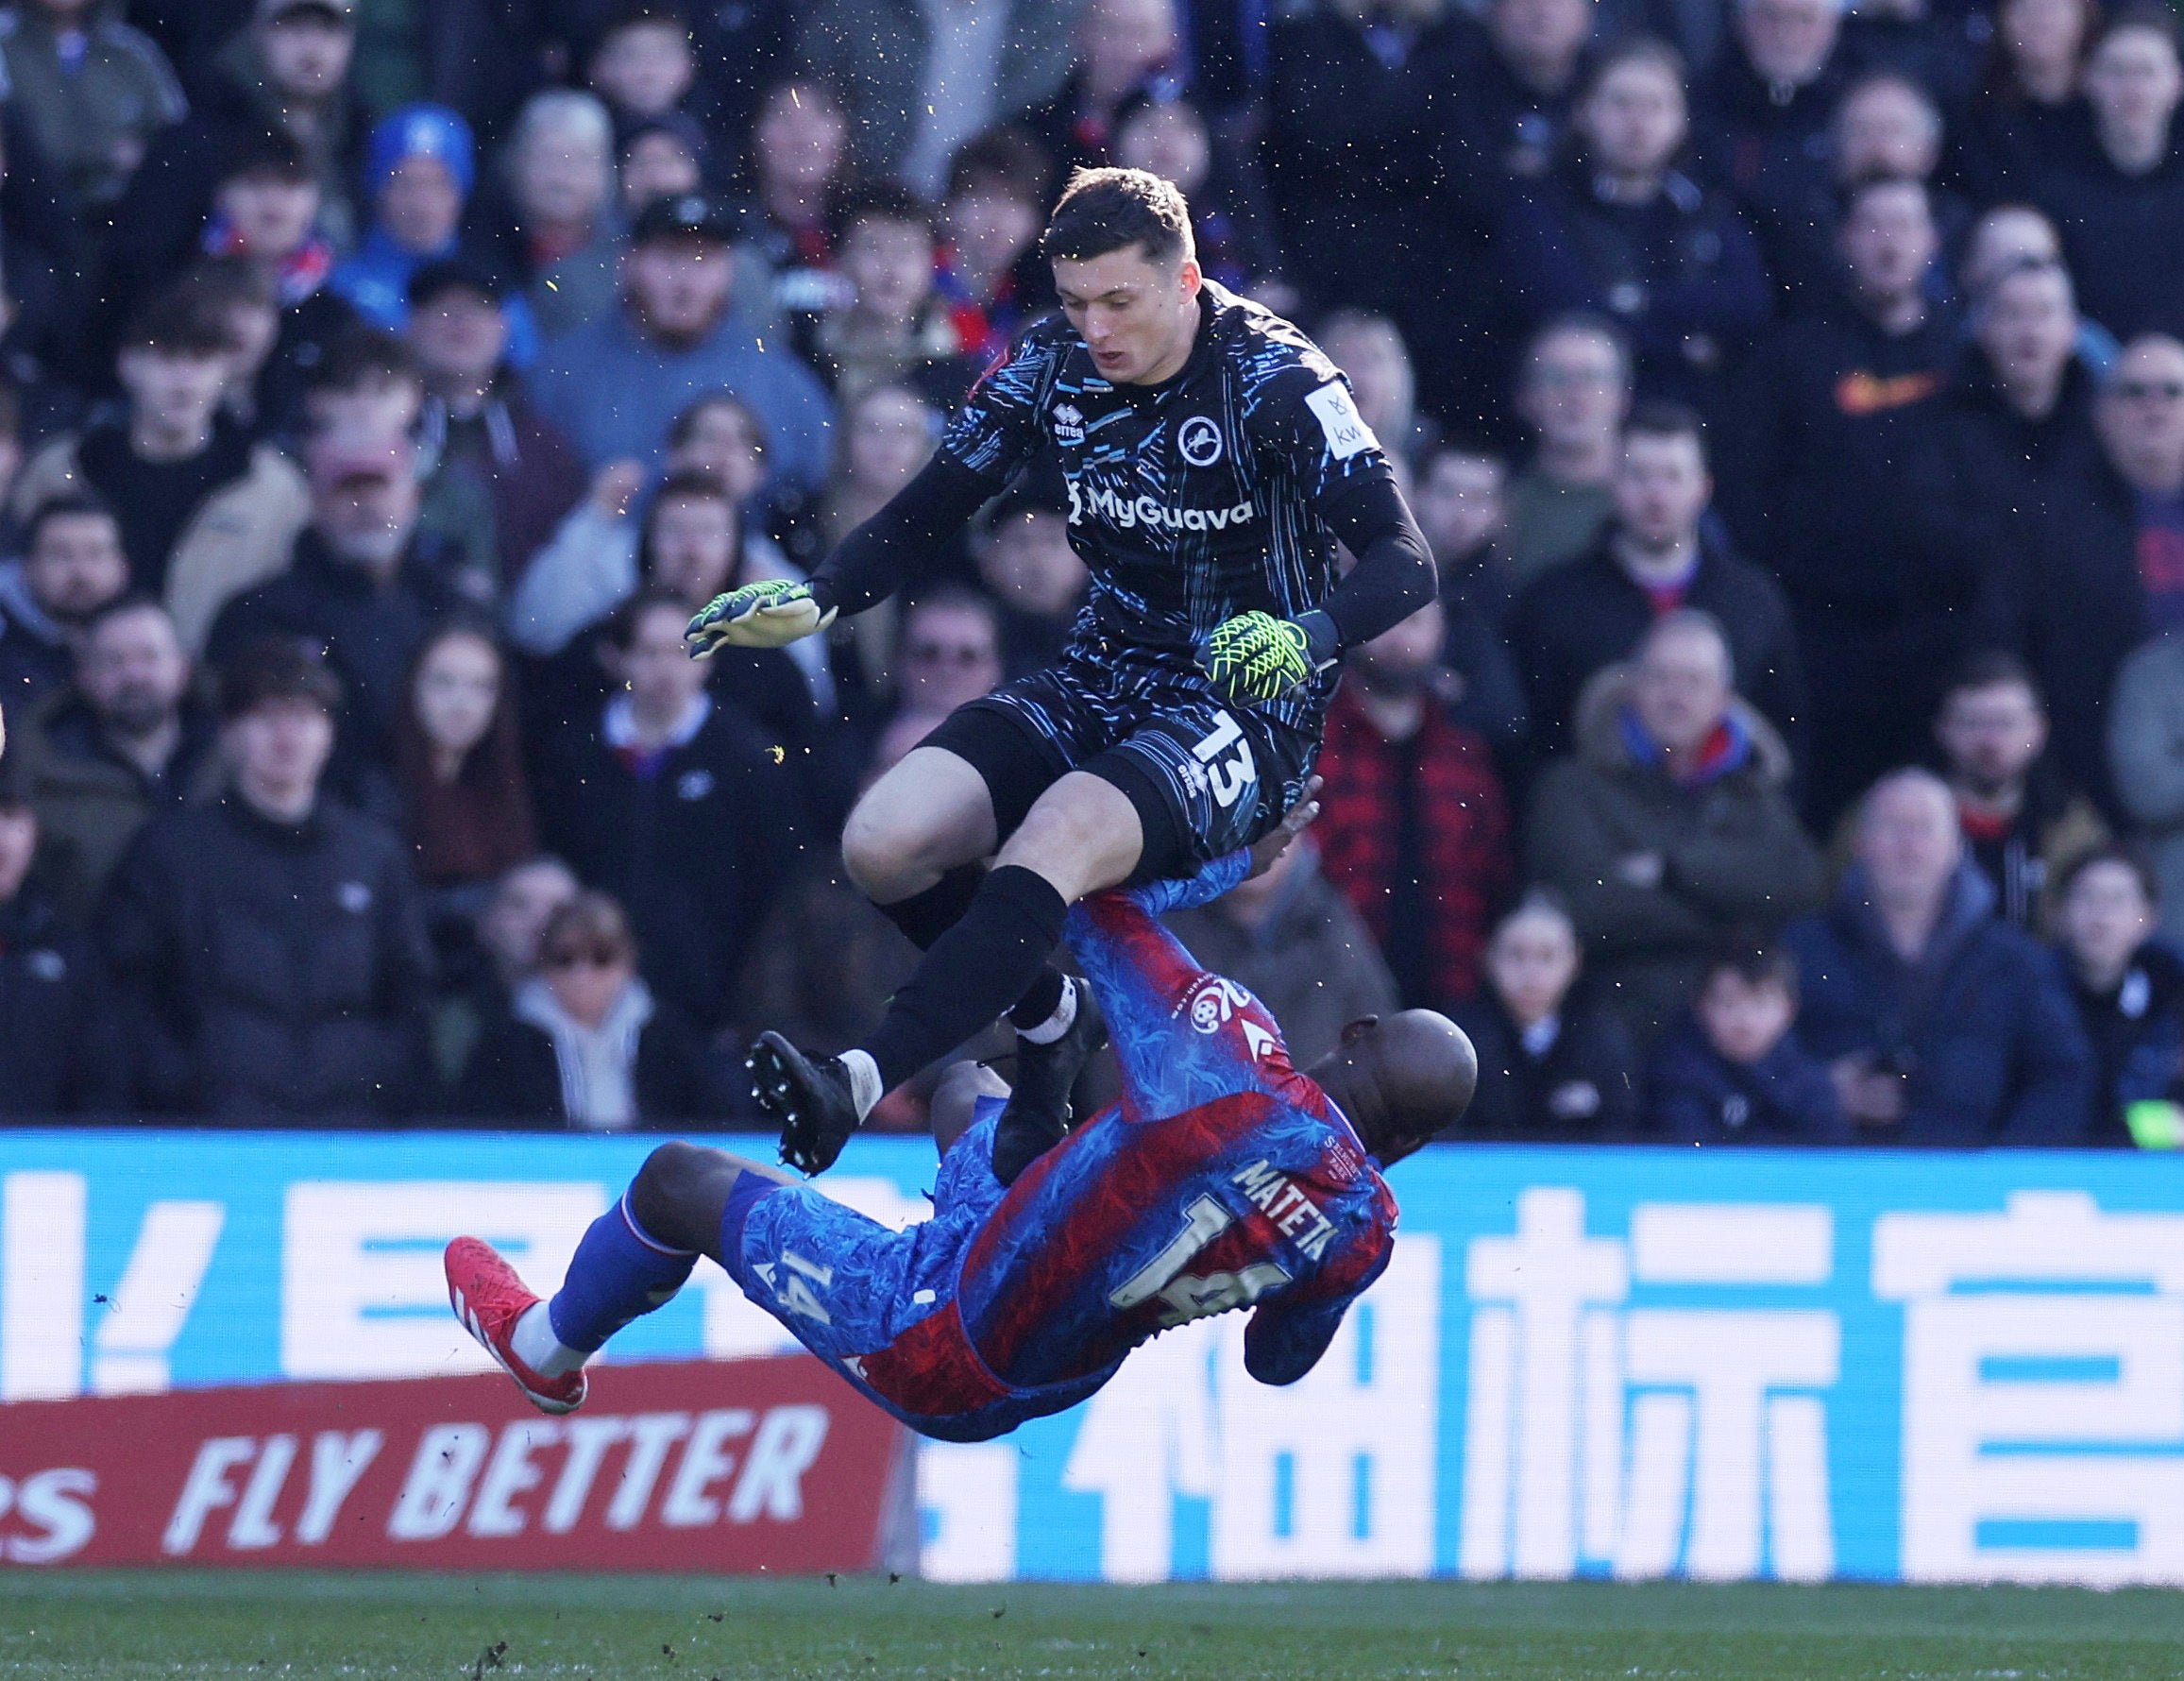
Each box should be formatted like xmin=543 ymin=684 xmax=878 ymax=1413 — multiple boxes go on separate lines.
xmin=546 ymin=1191 xmax=699 ymax=1355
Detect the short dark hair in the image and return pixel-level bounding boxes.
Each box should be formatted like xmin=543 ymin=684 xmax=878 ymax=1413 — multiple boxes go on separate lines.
xmin=219 ymin=638 xmax=342 ymax=720
xmin=307 ymin=326 xmax=422 ymax=396
xmin=84 ymin=592 xmax=175 ymax=640
xmin=124 ymin=285 xmax=235 ymax=358
xmin=1623 ymin=399 xmax=1708 ymax=463
xmin=669 ymin=390 xmax=767 ymax=453
xmin=831 ymin=181 xmax=935 ymax=246
xmin=1041 ymin=166 xmax=1194 ymax=267
xmin=1942 ymin=648 xmax=2044 ymax=710
xmin=25 ymin=493 xmax=120 ymax=553
xmin=605 ymin=586 xmax=696 ymax=650
xmin=1703 ymin=942 xmax=1800 ymax=999
xmin=901 ymin=583 xmax=1001 ymax=643
xmin=178 ymin=253 xmax=280 ymax=312
xmin=221 ymin=128 xmax=313 ymax=186
xmin=1837 ymin=171 xmax=1931 ymax=223
xmin=2054 ymin=842 xmax=2160 ymax=907
xmin=945 ymin=125 xmax=1052 ymax=203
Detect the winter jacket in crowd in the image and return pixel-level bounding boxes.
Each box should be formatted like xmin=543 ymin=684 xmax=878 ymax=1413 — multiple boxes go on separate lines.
xmin=1161 ymin=843 xmax=1400 ymax=1069
xmin=1506 ymin=530 xmax=1804 ymax=768
xmin=455 ymin=976 xmax=718 ymax=1128
xmin=0 ymin=887 xmax=127 ymax=1116
xmin=419 ymin=384 xmax=585 ymax=590
xmin=11 ymin=684 xmax=223 ymax=923
xmin=1314 ymin=683 xmax=1514 ymax=1010
xmin=1944 ymin=86 xmax=2089 ymax=208
xmin=2030 ymin=116 xmax=2184 ymax=345
xmin=97 ymin=795 xmax=436 ymax=1120
xmin=2110 ymin=635 xmax=2184 ymax=946
xmin=1450 ymin=989 xmax=1641 ymax=1142
xmin=0 ymin=3 xmax=184 ymax=208
xmin=1784 ymin=858 xmax=2092 ymax=1146
xmin=1527 ymin=673 xmax=1825 ymax=1040
xmin=2060 ymin=940 xmax=2184 ymax=1148
xmin=0 ymin=560 xmax=76 ymax=713
xmin=11 ymin=421 xmax=311 ymax=657
xmin=535 ymin=692 xmax=804 ymax=1033
xmin=1646 ymin=1016 xmax=1851 ymax=1145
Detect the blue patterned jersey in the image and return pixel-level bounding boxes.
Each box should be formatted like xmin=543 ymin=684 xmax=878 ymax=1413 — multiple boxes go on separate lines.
xmin=939 ymin=282 xmax=1397 ymax=733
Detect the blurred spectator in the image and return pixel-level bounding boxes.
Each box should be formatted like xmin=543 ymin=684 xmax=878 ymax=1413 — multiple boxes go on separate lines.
xmin=584 ymin=8 xmax=701 ymax=141
xmin=1949 ymin=0 xmax=2094 ymax=204
xmin=736 ymin=862 xmax=920 ymax=1061
xmin=98 ymin=640 xmax=434 ymax=1119
xmin=1508 ymin=401 xmax=1802 ymax=762
xmin=1694 ymin=0 xmax=1854 ymax=300
xmin=432 ymin=850 xmax=579 ymax=1089
xmin=1451 ymin=889 xmax=1641 ymax=1141
xmin=11 ymin=596 xmax=218 ymax=922
xmin=408 ymin=256 xmax=586 ymax=592
xmin=812 ymin=383 xmax=953 ymax=691
xmin=1786 ymin=766 xmax=2092 ymax=1144
xmin=1441 ymin=0 xmax=1597 ymax=212
xmin=530 ymin=191 xmax=835 ymax=493
xmin=456 ymin=889 xmax=714 ymax=1126
xmin=618 ymin=113 xmax=705 ymax=220
xmin=1931 ymin=652 xmax=2106 ymax=928
xmin=393 ymin=621 xmax=536 ymax=903
xmin=0 ymin=0 xmax=185 ymax=208
xmin=872 ymin=586 xmax=1006 ymax=772
xmin=1721 ymin=175 xmax=1958 ymax=825
xmin=1316 ymin=313 xmax=1434 ymax=467
xmin=1315 ymin=599 xmax=1514 ymax=1010
xmin=936 ymin=127 xmax=1052 ymax=364
xmin=1527 ymin=610 xmax=1823 ymax=1040
xmin=1111 ymin=92 xmax=1285 ymax=301
xmin=2051 ymin=845 xmax=2184 ymax=1146
xmin=11 ymin=288 xmax=309 ymax=655
xmin=1497 ymin=39 xmax=1770 ymax=399
xmin=1160 ymin=832 xmax=1400 ymax=1066
xmin=0 ymin=495 xmax=130 ymax=708
xmin=1839 ymin=0 xmax=1987 ymax=113
xmin=1984 ymin=333 xmax=2184 ymax=818
xmin=2033 ymin=5 xmax=2184 ymax=344
xmin=0 ymin=769 xmax=126 ymax=1115
xmin=109 ymin=0 xmax=366 ymax=324
xmin=794 ymin=184 xmax=983 ymax=409
xmin=795 ymin=0 xmax=1077 ymax=191
xmin=1264 ymin=0 xmax=1466 ymax=330
xmin=1823 ymin=73 xmax=1966 ymax=302
xmin=2111 ymin=631 xmax=2184 ymax=943
xmin=1648 ymin=944 xmax=1850 ymax=1143
xmin=178 ymin=254 xmax=285 ymax=436
xmin=739 ymin=79 xmax=856 ymax=327
xmin=208 ymin=428 xmax=466 ymax=770
xmin=1027 ymin=0 xmax=1181 ymax=173
xmin=486 ymin=89 xmax=622 ymax=344
xmin=1502 ymin=315 xmax=1631 ymax=585
xmin=1409 ymin=439 xmax=1528 ymax=756
xmin=973 ymin=490 xmax=1087 ymax=678
xmin=533 ymin=590 xmax=801 ymax=1032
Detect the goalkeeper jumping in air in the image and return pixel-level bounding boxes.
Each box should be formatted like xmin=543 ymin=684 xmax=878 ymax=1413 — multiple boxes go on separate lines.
xmin=688 ymin=165 xmax=1436 ymax=1181
xmin=446 ymin=798 xmax=1476 ymax=1440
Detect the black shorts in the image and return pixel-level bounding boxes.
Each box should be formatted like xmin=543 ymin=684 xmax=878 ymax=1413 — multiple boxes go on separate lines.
xmin=922 ymin=640 xmax=1320 ymax=882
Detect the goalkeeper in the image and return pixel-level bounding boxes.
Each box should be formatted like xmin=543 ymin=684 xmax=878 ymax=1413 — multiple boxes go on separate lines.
xmin=691 ymin=167 xmax=1434 ymax=1180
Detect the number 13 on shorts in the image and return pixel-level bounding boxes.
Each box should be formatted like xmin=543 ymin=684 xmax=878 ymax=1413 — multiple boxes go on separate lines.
xmin=1192 ymin=713 xmax=1257 ymax=809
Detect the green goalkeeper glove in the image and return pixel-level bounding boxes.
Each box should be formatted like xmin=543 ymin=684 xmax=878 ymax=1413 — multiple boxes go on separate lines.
xmin=1200 ymin=610 xmax=1337 ymax=706
xmin=686 ymin=580 xmax=838 ymax=656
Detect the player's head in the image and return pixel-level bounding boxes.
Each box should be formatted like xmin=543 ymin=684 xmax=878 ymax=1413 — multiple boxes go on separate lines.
xmin=1307 ymin=1010 xmax=1478 ymax=1166
xmin=1041 ymin=166 xmax=1201 ymax=385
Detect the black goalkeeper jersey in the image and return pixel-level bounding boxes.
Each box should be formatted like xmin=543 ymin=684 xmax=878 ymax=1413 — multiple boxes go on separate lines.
xmin=939 ymin=282 xmax=1398 ymax=695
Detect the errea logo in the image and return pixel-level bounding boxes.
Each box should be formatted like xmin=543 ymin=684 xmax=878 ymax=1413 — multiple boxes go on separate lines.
xmin=1052 ymin=403 xmax=1086 ymax=446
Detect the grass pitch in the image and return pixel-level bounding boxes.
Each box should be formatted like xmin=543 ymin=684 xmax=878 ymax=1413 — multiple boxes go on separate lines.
xmin=0 ymin=1571 xmax=2179 ymax=1679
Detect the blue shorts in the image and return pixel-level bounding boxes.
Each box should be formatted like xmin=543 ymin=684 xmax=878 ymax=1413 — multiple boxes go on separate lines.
xmin=720 ymin=1103 xmax=1108 ymax=1442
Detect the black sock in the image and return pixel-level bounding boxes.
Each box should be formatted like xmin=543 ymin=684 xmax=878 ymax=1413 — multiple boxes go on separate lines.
xmin=862 ymin=865 xmax=1069 ymax=1092
xmin=877 ymin=866 xmax=1069 ymax=1030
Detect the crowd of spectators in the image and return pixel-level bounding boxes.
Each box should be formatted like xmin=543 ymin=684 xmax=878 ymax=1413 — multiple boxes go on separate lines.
xmin=0 ymin=0 xmax=2181 ymax=1148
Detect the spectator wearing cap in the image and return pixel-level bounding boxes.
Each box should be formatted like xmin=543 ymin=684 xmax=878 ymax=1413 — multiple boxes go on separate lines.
xmin=97 ymin=639 xmax=435 ymax=1119
xmin=10 ymin=287 xmax=310 ymax=654
xmin=10 ymin=595 xmax=221 ymax=923
xmin=794 ymin=0 xmax=1077 ymax=192
xmin=108 ymin=0 xmax=367 ymax=330
xmin=0 ymin=496 xmax=130 ymax=710
xmin=483 ymin=89 xmax=624 ymax=345
xmin=2030 ymin=6 xmax=2184 ymax=344
xmin=207 ymin=427 xmax=464 ymax=774
xmin=1984 ymin=334 xmax=2184 ymax=818
xmin=0 ymin=0 xmax=185 ymax=209
xmin=531 ymin=190 xmax=835 ymax=495
xmin=455 ymin=890 xmax=717 ymax=1128
xmin=0 ymin=766 xmax=127 ymax=1116
xmin=1718 ymin=175 xmax=1960 ymax=826
xmin=1786 ymin=767 xmax=2091 ymax=1145
xmin=330 ymin=106 xmax=483 ymax=334
xmin=1527 ymin=610 xmax=1824 ymax=1042
xmin=1510 ymin=402 xmax=1803 ymax=768
xmin=408 ymin=257 xmax=584 ymax=592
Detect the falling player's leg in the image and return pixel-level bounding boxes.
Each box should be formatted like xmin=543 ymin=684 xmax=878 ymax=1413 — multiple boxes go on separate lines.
xmin=445 ymin=1144 xmax=794 ymax=1412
